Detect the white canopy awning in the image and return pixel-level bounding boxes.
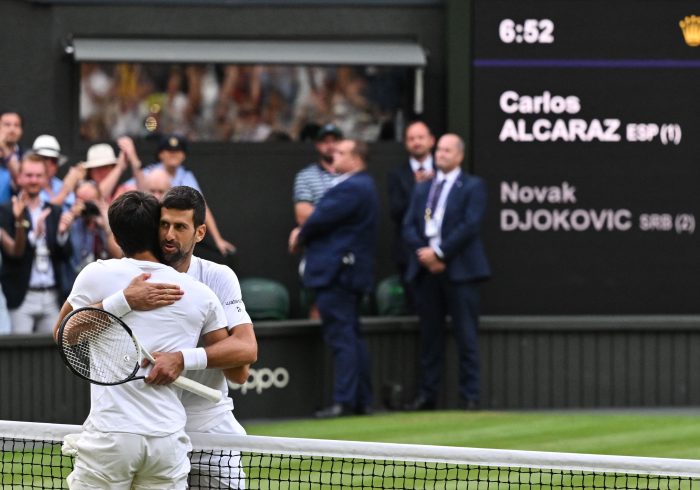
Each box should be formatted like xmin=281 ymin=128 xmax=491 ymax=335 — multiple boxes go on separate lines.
xmin=71 ymin=38 xmax=427 ymax=67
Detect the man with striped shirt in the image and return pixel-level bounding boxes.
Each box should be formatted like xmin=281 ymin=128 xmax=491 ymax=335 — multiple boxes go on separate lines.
xmin=292 ymin=124 xmax=343 ymax=225
xmin=290 ymin=124 xmax=343 ymax=318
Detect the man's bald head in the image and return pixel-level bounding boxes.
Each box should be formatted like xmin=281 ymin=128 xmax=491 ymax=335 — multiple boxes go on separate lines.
xmin=435 ymin=133 xmax=465 ymax=173
xmin=146 ymin=168 xmax=172 ymax=201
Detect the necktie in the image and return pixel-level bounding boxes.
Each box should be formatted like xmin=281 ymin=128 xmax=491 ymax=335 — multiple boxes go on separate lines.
xmin=427 ymin=179 xmax=445 ymax=212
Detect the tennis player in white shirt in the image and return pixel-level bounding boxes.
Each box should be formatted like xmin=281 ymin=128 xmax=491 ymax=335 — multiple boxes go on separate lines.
xmin=102 ymin=186 xmax=257 ymax=489
xmin=53 ymin=191 xmax=230 ymax=490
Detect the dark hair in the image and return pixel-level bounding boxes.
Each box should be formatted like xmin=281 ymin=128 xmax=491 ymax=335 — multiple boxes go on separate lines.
xmin=404 ymin=119 xmax=432 ymax=137
xmin=0 ymin=111 xmax=23 ymax=125
xmin=108 ymin=191 xmax=160 ymax=256
xmin=161 ymin=186 xmax=206 ymax=227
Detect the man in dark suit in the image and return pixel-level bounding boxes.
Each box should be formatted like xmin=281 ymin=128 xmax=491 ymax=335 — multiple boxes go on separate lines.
xmin=289 ymin=139 xmax=379 ymax=418
xmin=387 ymin=121 xmax=435 ymax=311
xmin=0 ymin=153 xmax=72 ymax=333
xmin=402 ymin=133 xmax=490 ymax=410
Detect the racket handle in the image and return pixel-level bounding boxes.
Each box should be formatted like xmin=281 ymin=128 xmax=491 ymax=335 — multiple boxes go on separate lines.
xmin=173 ymin=375 xmax=223 ymax=403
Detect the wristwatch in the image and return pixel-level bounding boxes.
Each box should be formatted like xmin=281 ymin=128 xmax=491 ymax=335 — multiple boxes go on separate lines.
xmin=15 ymin=219 xmax=30 ymax=229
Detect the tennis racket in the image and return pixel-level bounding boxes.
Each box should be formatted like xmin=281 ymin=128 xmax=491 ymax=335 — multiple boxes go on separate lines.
xmin=57 ymin=306 xmax=222 ymax=403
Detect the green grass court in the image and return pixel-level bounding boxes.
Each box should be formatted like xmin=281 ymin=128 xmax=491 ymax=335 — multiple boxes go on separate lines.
xmin=247 ymin=411 xmax=700 ymax=459
xmin=3 ymin=411 xmax=700 ymax=488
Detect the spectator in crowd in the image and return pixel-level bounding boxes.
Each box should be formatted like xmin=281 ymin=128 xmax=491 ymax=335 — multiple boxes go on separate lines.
xmin=32 ymin=134 xmax=74 ymax=209
xmin=80 ymin=63 xmax=404 ymax=143
xmin=144 ymin=167 xmax=172 ymax=201
xmin=0 ymin=111 xmax=24 ymax=203
xmin=387 ymin=121 xmax=435 ymax=312
xmin=231 ymin=102 xmax=272 ymax=142
xmin=332 ymin=69 xmax=380 ymax=141
xmin=62 ymin=179 xmax=122 ymax=296
xmin=71 ymin=138 xmax=143 ymax=204
xmin=139 ymin=133 xmax=235 ymax=256
xmin=0 ymin=194 xmax=28 ymax=333
xmin=81 ymin=143 xmax=119 ymax=196
xmin=291 ymin=68 xmax=335 ymax=140
xmin=402 ymin=134 xmax=490 ymax=411
xmin=289 ymin=123 xmax=343 ymax=318
xmin=289 ymin=139 xmax=379 ymax=418
xmin=0 ymin=153 xmax=73 ymax=334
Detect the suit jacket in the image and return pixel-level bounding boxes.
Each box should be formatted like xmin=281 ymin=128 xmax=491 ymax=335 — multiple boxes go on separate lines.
xmin=387 ymin=161 xmax=416 ymax=266
xmin=0 ymin=202 xmax=72 ymax=308
xmin=402 ymin=171 xmax=490 ymax=283
xmin=298 ymin=171 xmax=379 ymax=293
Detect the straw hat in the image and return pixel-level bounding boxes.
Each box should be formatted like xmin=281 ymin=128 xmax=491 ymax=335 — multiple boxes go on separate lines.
xmin=83 ymin=143 xmax=117 ymax=169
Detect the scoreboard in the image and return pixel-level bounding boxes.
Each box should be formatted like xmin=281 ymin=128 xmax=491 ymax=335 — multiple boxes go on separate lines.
xmin=472 ymin=1 xmax=700 ymax=313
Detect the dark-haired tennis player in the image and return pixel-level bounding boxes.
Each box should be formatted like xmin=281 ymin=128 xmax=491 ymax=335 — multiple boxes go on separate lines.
xmin=101 ymin=186 xmax=257 ymax=488
xmin=53 ymin=191 xmax=229 ymax=490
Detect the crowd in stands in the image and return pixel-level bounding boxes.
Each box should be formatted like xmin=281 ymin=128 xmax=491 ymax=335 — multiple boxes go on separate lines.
xmin=0 ymin=110 xmax=234 ymax=334
xmin=80 ymin=63 xmax=408 ymax=144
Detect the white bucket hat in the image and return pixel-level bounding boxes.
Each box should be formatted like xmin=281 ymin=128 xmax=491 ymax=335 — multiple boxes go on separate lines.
xmin=84 ymin=143 xmax=117 ymax=169
xmin=32 ymin=134 xmax=68 ymax=166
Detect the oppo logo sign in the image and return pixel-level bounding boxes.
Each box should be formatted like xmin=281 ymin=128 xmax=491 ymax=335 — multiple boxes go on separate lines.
xmin=229 ymin=367 xmax=290 ymax=395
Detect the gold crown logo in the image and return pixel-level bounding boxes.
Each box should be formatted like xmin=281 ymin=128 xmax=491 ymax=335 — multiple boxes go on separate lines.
xmin=679 ymin=15 xmax=700 ymax=47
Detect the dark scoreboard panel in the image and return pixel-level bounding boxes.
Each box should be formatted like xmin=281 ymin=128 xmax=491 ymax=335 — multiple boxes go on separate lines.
xmin=473 ymin=1 xmax=700 ymax=314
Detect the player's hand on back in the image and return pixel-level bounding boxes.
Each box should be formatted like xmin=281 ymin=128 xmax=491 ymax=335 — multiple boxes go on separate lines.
xmin=144 ymin=351 xmax=184 ymax=385
xmin=123 ymin=273 xmax=184 ymax=310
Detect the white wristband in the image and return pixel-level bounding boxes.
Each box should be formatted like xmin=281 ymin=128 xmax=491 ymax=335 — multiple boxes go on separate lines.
xmin=181 ymin=347 xmax=208 ymax=370
xmin=102 ymin=290 xmax=132 ymax=318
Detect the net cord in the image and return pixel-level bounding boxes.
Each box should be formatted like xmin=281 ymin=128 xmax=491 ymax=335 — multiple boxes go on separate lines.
xmin=2 ymin=420 xmax=699 ymax=478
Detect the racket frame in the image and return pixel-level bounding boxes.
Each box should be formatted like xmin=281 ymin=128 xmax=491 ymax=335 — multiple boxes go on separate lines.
xmin=57 ymin=306 xmax=222 ymax=402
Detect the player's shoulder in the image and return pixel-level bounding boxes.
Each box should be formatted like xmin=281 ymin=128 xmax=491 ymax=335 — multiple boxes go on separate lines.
xmin=158 ymin=265 xmax=200 ymax=287
xmin=168 ymin=268 xmax=220 ymax=302
xmin=81 ymin=258 xmax=133 ymax=274
xmin=190 ymin=255 xmax=237 ymax=280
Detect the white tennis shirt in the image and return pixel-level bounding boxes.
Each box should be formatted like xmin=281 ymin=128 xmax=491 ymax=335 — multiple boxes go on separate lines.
xmin=68 ymin=258 xmax=227 ymax=437
xmin=181 ymin=256 xmax=252 ymax=432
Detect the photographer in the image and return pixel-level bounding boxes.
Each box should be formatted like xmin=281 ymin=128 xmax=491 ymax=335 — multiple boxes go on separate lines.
xmin=61 ymin=180 xmax=122 ymax=296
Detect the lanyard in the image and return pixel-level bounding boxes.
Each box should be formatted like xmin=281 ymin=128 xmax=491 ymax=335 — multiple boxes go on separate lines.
xmin=425 ymin=179 xmax=445 ymax=221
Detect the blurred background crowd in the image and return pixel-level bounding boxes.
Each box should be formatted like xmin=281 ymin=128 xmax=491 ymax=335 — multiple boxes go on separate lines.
xmin=80 ymin=63 xmax=409 ymax=143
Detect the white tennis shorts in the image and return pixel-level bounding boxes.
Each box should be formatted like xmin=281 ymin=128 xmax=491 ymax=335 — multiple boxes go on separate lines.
xmin=65 ymin=428 xmax=191 ymax=490
xmin=188 ymin=413 xmax=247 ymax=489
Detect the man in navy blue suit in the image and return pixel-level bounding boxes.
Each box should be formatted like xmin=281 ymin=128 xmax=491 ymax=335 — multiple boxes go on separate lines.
xmin=289 ymin=139 xmax=379 ymax=418
xmin=402 ymin=133 xmax=490 ymax=411
xmin=387 ymin=121 xmax=435 ymax=312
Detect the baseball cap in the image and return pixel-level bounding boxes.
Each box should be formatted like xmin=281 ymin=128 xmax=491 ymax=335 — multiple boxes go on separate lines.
xmin=158 ymin=134 xmax=188 ymax=153
xmin=32 ymin=135 xmax=68 ymax=166
xmin=315 ymin=123 xmax=343 ymax=141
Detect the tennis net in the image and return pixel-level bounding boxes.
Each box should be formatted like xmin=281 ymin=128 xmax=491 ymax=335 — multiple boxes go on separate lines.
xmin=2 ymin=419 xmax=700 ymax=489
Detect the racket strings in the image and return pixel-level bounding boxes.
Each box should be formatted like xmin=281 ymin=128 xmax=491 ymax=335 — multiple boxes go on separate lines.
xmin=60 ymin=310 xmax=140 ymax=384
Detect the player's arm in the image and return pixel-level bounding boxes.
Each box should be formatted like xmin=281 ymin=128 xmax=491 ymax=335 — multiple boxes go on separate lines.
xmin=147 ymin=292 xmax=230 ymax=385
xmin=145 ymin=326 xmax=229 ymax=385
xmin=53 ymin=261 xmax=106 ymax=341
xmin=95 ymin=272 xmax=184 ymax=319
xmin=146 ymin=321 xmax=255 ymax=385
xmin=206 ymin=322 xmax=257 ymax=384
xmin=52 ymin=301 xmax=74 ymax=342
